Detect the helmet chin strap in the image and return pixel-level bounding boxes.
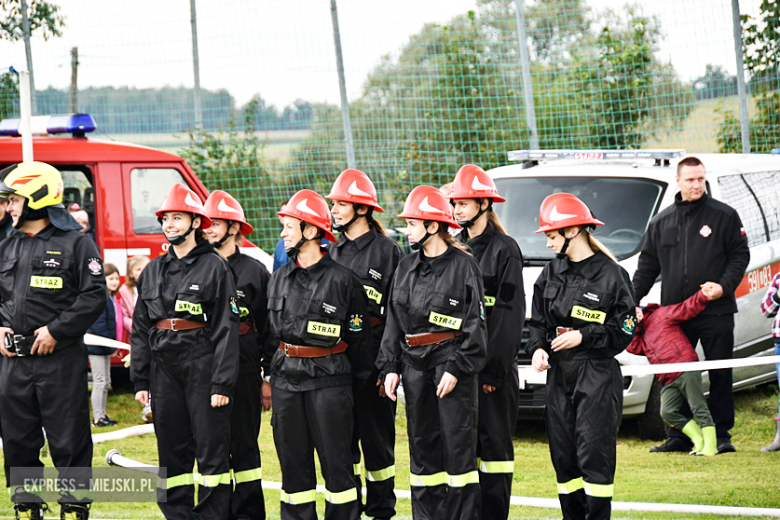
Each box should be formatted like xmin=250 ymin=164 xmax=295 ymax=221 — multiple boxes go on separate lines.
xmin=556 ymin=227 xmax=591 ymax=259
xmin=14 ymin=199 xmax=47 ymax=229
xmin=160 ymin=214 xmax=196 ymax=246
xmin=332 ymin=204 xmax=372 ymax=233
xmin=455 ymin=199 xmax=491 ymax=229
xmin=410 ymin=220 xmax=434 ymax=252
xmin=286 ymin=221 xmax=311 ymax=260
xmin=213 ymin=221 xmax=236 ymax=249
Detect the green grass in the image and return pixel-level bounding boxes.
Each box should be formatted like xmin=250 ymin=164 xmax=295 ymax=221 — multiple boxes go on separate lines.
xmin=0 ymin=379 xmax=778 ymax=519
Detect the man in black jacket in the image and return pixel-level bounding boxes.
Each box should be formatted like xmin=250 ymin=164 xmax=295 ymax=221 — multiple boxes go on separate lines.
xmin=633 ymin=156 xmax=750 ymax=454
xmin=0 ymin=195 xmax=13 ymax=239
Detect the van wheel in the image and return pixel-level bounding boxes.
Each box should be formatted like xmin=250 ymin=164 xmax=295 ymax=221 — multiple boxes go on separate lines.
xmin=636 ymin=378 xmax=666 ymax=441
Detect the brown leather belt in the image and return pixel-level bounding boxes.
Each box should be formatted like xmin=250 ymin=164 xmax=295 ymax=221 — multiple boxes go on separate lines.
xmin=405 ymin=331 xmax=462 ymax=347
xmin=370 ymin=316 xmax=385 ymax=327
xmin=279 ymin=341 xmax=348 ymax=358
xmin=156 ymin=319 xmax=208 ymax=331
xmin=556 ymin=327 xmax=574 ymax=337
xmin=239 ymin=322 xmax=256 ymax=335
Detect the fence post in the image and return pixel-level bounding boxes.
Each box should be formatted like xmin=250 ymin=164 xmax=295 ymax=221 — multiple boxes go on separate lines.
xmin=330 ymin=0 xmax=356 ymax=169
xmin=514 ymin=0 xmax=539 ymax=150
xmin=731 ymin=0 xmax=750 ymax=154
xmin=20 ymin=0 xmax=36 ymax=115
xmin=190 ymin=0 xmax=203 ymax=126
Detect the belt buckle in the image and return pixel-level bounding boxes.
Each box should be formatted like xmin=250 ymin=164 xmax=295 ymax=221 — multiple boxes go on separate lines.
xmin=169 ymin=319 xmax=178 ymax=332
xmin=12 ymin=334 xmax=26 ymax=356
xmin=404 ymin=336 xmax=411 ymax=347
xmin=283 ymin=343 xmax=291 ymax=356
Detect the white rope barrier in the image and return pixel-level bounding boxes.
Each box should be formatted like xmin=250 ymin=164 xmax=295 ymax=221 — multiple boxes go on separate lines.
xmin=104 ymin=452 xmax=780 ymax=517
xmin=84 ymin=334 xmax=130 ymax=351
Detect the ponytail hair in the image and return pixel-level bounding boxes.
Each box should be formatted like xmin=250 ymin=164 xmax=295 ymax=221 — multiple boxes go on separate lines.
xmin=587 ymin=232 xmax=618 ymax=263
xmin=437 ymin=225 xmax=470 ymax=253
xmin=487 ymin=209 xmax=507 ymax=235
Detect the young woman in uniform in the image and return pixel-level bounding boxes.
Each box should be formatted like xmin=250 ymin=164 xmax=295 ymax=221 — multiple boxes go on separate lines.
xmin=131 ymin=183 xmax=240 ymax=520
xmin=204 ymin=190 xmax=272 ymax=520
xmin=528 ymin=193 xmax=637 ymax=520
xmin=378 ymin=185 xmax=487 ymax=520
xmin=267 ymin=189 xmax=374 ymax=520
xmin=326 ymin=169 xmax=401 ymax=520
xmin=447 ymin=164 xmax=525 ymax=520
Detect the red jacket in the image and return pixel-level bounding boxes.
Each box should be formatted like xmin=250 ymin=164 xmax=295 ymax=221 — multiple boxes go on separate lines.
xmin=626 ymin=290 xmax=708 ymax=385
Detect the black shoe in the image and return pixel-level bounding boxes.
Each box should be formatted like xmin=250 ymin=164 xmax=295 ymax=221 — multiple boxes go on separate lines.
xmin=103 ymin=416 xmax=118 ymax=426
xmin=717 ymin=438 xmax=736 ymax=454
xmin=61 ymin=503 xmax=89 ymax=520
xmin=93 ymin=417 xmax=113 ymax=428
xmin=649 ymin=437 xmax=693 ymax=453
xmin=14 ymin=502 xmax=48 ymax=520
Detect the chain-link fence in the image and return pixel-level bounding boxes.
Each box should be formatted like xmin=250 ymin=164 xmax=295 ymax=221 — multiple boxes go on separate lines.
xmin=0 ymin=0 xmax=775 ymax=250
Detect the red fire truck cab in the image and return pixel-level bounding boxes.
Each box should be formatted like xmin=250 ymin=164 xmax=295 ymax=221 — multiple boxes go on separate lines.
xmin=0 ymin=114 xmax=273 ymax=367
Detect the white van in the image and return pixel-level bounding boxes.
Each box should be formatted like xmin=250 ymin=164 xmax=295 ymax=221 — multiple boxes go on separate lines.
xmin=488 ymin=150 xmax=780 ymax=439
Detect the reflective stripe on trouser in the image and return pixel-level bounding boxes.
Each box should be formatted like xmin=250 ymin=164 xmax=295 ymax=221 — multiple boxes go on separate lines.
xmin=351 ymin=370 xmax=397 ymax=519
xmin=402 ymin=363 xmax=480 ymax=520
xmin=272 ymin=385 xmax=359 ymax=520
xmin=0 ymin=342 xmax=93 ymax=503
xmin=477 ymin=364 xmax=519 ymax=520
xmin=152 ymin=356 xmax=232 ymax=520
xmin=546 ymin=358 xmax=622 ymax=520
xmin=229 ymin=372 xmax=265 ymax=520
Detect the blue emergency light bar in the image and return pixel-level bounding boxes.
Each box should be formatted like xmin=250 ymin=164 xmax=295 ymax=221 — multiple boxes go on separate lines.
xmin=507 ymin=149 xmax=686 ymax=162
xmin=0 ymin=113 xmax=97 ymax=137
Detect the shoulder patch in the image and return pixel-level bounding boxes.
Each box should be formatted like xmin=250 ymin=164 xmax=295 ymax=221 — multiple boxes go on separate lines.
xmin=349 ymin=314 xmax=363 ymax=331
xmin=87 ymin=258 xmax=103 ymax=276
xmin=622 ymin=315 xmax=636 ymax=335
xmin=230 ymin=296 xmax=240 ymax=315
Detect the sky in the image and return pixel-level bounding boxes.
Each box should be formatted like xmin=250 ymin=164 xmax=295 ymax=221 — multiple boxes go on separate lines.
xmin=0 ymin=0 xmax=763 ymax=110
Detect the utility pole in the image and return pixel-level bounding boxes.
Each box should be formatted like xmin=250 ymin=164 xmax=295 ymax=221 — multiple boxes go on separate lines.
xmin=330 ymin=0 xmax=356 ymax=169
xmin=20 ymin=0 xmax=37 ymax=115
xmin=69 ymin=47 xmax=78 ymax=113
xmin=514 ymin=0 xmax=539 ymax=150
xmin=190 ymin=0 xmax=203 ymax=126
xmin=731 ymin=0 xmax=750 ymax=154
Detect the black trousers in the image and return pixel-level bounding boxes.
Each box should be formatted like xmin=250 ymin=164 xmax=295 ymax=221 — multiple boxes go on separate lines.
xmin=402 ymin=363 xmax=480 ymax=520
xmin=477 ymin=365 xmax=519 ymax=520
xmin=152 ymin=354 xmax=232 ymax=520
xmin=272 ymin=385 xmax=359 ymax=520
xmin=229 ymin=373 xmax=265 ymax=520
xmin=667 ymin=314 xmax=735 ymax=442
xmin=351 ymin=372 xmax=396 ymax=519
xmin=0 ymin=342 xmax=93 ymax=504
xmin=546 ymin=357 xmax=622 ymax=520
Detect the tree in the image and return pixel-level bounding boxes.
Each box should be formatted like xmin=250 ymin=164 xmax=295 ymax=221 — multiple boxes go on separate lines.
xmin=719 ymin=0 xmax=780 ymax=152
xmin=694 ymin=65 xmax=738 ymax=100
xmin=0 ymin=0 xmax=65 ymax=119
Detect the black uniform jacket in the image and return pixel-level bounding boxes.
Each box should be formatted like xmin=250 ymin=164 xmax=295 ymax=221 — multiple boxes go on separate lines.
xmin=456 ymin=223 xmax=525 ymax=387
xmin=0 ymin=224 xmax=106 ymax=342
xmin=227 ymin=249 xmax=272 ymax=376
xmin=266 ymin=252 xmax=374 ymax=392
xmin=527 ymin=252 xmax=637 ymax=360
xmin=377 ymin=244 xmax=488 ymax=379
xmin=130 ymin=240 xmax=240 ymax=398
xmin=327 ymin=229 xmax=402 ymax=354
xmin=633 ymin=192 xmax=750 ymax=315
xmin=0 ymin=213 xmax=14 ymax=239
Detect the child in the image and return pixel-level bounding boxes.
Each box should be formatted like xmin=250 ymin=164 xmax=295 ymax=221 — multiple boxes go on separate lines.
xmin=628 ymin=284 xmax=720 ymax=456
xmin=760 ymin=272 xmax=780 ymax=452
xmin=87 ymin=263 xmax=122 ymax=427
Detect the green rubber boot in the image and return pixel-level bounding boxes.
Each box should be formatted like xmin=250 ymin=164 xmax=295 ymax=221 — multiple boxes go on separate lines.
xmin=681 ymin=420 xmax=704 ymax=453
xmin=693 ymin=426 xmax=718 ymax=457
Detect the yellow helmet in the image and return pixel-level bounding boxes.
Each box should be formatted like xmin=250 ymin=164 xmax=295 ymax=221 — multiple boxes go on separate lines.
xmin=0 ymin=162 xmax=65 ymax=210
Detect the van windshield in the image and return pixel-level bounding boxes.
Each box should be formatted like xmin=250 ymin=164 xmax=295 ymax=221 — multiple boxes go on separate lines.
xmin=493 ymin=176 xmax=667 ymax=262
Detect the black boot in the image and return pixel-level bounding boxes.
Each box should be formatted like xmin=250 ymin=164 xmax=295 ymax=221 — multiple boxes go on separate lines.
xmin=649 ymin=437 xmax=692 ymax=453
xmin=14 ymin=502 xmax=48 ymax=520
xmin=761 ymin=418 xmax=780 ymax=453
xmin=60 ymin=503 xmax=89 ymax=520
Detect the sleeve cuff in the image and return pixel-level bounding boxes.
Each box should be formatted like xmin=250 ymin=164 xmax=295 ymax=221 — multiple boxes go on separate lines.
xmin=579 ymin=327 xmax=592 ymax=347
xmin=445 ymin=360 xmax=462 ymax=379
xmin=479 ymin=372 xmax=504 ymax=388
xmin=133 ymin=381 xmax=150 ymax=393
xmin=211 ymin=384 xmax=233 ymax=398
xmin=772 ymin=292 xmax=780 ymax=305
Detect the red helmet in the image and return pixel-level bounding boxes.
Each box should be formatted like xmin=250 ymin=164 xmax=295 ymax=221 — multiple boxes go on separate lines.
xmin=156 ymin=184 xmax=211 ymax=229
xmin=279 ymin=189 xmax=337 ymax=242
xmin=204 ymin=190 xmax=254 ymax=234
xmin=536 ymin=193 xmax=603 ymax=233
xmin=447 ymin=164 xmax=506 ymax=203
xmin=326 ymin=168 xmax=384 ymax=212
xmin=398 ymin=185 xmax=461 ymax=228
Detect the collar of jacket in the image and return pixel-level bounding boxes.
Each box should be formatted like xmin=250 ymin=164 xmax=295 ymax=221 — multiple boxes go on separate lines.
xmin=289 ymin=249 xmax=334 ymax=281
xmin=674 ymin=191 xmax=709 ymax=212
xmin=407 ymin=244 xmax=457 ymax=276
xmin=160 ymin=239 xmax=216 ymax=265
xmin=333 ymin=228 xmax=377 ymax=251
xmin=457 ymin=221 xmax=496 ymax=250
xmin=19 ymin=223 xmax=57 ymax=240
xmin=226 ymin=246 xmax=242 ymax=264
xmin=551 ymin=250 xmax=609 ymax=278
